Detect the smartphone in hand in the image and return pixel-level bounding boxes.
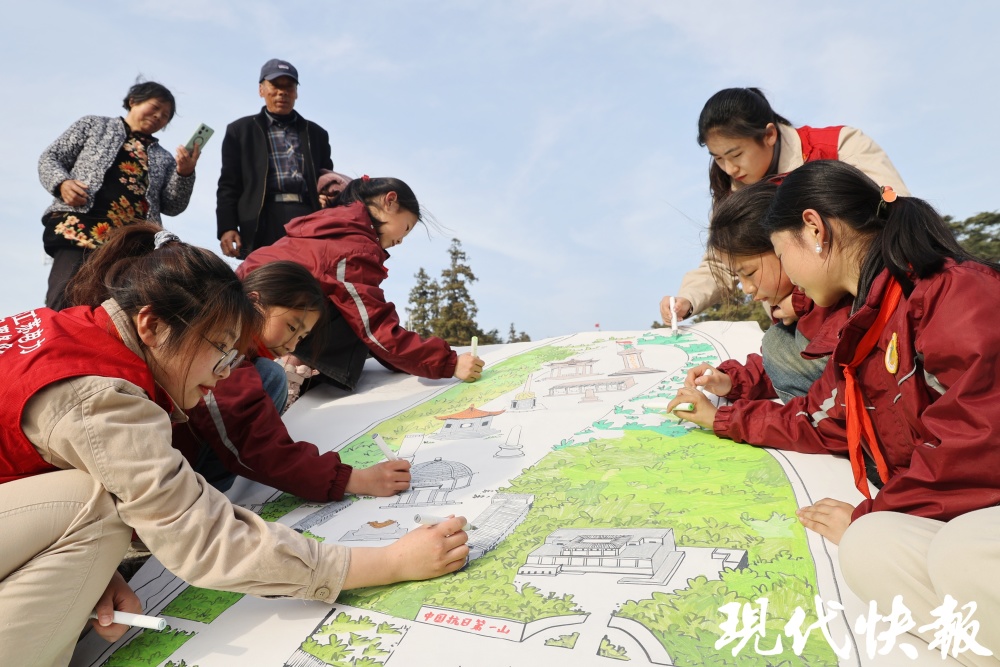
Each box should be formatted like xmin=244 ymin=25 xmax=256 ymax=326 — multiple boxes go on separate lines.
xmin=184 ymin=123 xmax=214 ymax=152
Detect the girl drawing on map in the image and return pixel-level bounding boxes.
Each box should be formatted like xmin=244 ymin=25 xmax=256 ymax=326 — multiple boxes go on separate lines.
xmin=238 ymin=176 xmax=484 ymax=396
xmin=0 ymin=225 xmax=469 ymax=667
xmin=658 ymin=86 xmax=908 ymax=326
xmin=172 ymin=260 xmax=412 ymax=500
xmin=684 ymin=179 xmax=850 ymax=404
xmin=667 ymin=160 xmax=1000 ymax=656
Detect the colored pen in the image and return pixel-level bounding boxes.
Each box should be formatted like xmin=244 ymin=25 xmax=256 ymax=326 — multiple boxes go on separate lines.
xmin=673 ymin=368 xmax=714 ymax=421
xmin=372 ymin=433 xmax=398 ymax=461
xmin=414 ymin=514 xmax=476 ymax=531
xmin=471 ymin=335 xmax=478 ymax=358
xmin=669 ymin=296 xmax=678 ymax=336
xmin=89 ymin=611 xmax=166 ymax=631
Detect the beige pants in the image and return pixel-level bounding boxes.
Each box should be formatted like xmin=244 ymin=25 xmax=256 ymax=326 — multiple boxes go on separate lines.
xmin=0 ymin=469 xmax=131 ymax=667
xmin=840 ymin=509 xmax=1000 ymax=667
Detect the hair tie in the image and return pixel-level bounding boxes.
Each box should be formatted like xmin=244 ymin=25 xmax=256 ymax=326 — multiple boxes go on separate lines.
xmin=876 ymin=185 xmax=897 ymax=219
xmin=362 ymin=174 xmax=370 ymax=182
xmin=154 ymin=229 xmax=181 ymax=249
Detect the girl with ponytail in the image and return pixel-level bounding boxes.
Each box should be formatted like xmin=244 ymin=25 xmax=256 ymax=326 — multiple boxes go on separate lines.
xmin=239 ymin=176 xmax=484 ymax=394
xmin=659 ymin=86 xmax=909 ymax=326
xmin=0 ymin=224 xmax=469 ymax=666
xmin=667 ymin=160 xmax=1000 ymax=653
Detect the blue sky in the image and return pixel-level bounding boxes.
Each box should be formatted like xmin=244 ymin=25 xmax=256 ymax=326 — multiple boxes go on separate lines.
xmin=2 ymin=2 xmax=997 ymax=339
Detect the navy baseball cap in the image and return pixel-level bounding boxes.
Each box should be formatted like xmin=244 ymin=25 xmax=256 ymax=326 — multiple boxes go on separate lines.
xmin=259 ymin=59 xmax=299 ymax=83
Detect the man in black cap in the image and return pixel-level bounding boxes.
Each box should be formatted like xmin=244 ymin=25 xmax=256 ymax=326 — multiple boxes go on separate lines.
xmin=216 ymin=58 xmax=333 ymax=257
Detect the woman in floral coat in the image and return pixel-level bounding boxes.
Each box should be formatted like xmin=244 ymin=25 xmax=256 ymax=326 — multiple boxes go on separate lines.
xmin=37 ymin=80 xmax=200 ymax=309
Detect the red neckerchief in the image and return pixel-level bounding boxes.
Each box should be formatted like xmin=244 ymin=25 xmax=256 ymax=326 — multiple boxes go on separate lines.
xmin=841 ymin=278 xmax=902 ymax=499
xmin=254 ymin=338 xmax=275 ymax=360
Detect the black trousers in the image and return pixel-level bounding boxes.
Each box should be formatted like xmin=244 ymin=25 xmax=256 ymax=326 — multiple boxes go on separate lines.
xmin=252 ymin=199 xmax=315 ymax=251
xmin=45 ymin=248 xmax=88 ymax=310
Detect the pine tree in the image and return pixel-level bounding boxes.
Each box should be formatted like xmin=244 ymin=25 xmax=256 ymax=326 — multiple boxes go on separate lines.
xmin=693 ymin=291 xmax=771 ymax=331
xmin=507 ymin=322 xmax=531 ymax=342
xmin=477 ymin=328 xmax=503 ymax=344
xmin=948 ymin=212 xmax=1000 ymax=261
xmin=432 ymin=239 xmax=481 ymax=345
xmin=405 ymin=268 xmax=439 ymax=337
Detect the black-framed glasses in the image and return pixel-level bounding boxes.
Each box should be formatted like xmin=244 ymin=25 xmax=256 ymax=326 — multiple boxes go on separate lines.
xmin=203 ymin=337 xmax=244 ymax=375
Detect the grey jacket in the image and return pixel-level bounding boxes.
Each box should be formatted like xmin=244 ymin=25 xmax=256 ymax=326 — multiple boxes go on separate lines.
xmin=37 ymin=115 xmax=195 ymax=222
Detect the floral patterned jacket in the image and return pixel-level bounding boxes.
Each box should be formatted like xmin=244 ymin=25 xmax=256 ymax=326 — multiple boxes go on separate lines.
xmin=38 ymin=115 xmax=195 ymax=223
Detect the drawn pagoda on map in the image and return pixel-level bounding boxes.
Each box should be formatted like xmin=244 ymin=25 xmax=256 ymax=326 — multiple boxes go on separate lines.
xmin=433 ymin=404 xmax=505 ymax=439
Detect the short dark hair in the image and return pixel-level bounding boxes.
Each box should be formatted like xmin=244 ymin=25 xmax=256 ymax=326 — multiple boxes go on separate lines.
xmin=122 ymin=80 xmax=176 ymax=122
xmin=242 ymin=261 xmax=327 ymax=315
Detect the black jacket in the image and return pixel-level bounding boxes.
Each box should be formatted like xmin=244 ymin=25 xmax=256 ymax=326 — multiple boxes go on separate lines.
xmin=215 ymin=107 xmax=332 ymax=250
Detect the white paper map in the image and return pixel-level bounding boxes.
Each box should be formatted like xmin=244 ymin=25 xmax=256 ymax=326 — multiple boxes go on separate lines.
xmin=71 ymin=323 xmax=963 ymax=667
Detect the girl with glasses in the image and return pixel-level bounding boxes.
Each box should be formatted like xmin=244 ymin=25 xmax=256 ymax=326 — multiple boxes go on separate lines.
xmin=681 ymin=179 xmax=851 ymax=405
xmin=667 ymin=161 xmax=1000 ymax=654
xmin=0 ymin=224 xmax=468 ymax=667
xmin=173 ymin=260 xmax=412 ymax=500
xmin=659 ymin=87 xmax=909 ymax=326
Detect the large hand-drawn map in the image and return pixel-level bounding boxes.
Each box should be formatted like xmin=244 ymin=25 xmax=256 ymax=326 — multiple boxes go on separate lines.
xmin=72 ymin=324 xmax=957 ymax=667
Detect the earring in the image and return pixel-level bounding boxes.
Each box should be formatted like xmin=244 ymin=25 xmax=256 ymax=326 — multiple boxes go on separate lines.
xmin=815 ymin=243 xmax=822 ymax=253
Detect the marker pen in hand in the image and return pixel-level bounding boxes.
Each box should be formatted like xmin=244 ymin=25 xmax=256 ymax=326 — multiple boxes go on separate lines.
xmin=89 ymin=611 xmax=166 ymax=631
xmin=372 ymin=433 xmax=398 ymax=461
xmin=669 ymin=296 xmax=678 ymax=336
xmin=673 ymin=369 xmax=714 ymax=421
xmin=471 ymin=336 xmax=478 ymax=358
xmin=414 ymin=514 xmax=476 ymax=531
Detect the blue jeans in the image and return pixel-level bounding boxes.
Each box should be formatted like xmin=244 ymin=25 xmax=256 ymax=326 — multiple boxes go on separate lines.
xmin=254 ymin=356 xmax=289 ymax=415
xmin=761 ymin=322 xmax=828 ymax=403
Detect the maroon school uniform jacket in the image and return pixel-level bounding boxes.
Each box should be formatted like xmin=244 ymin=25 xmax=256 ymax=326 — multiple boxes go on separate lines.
xmin=717 ymin=289 xmax=851 ymax=401
xmin=237 ymin=202 xmax=457 ymax=389
xmin=172 ymin=360 xmax=353 ymax=502
xmin=714 ymin=262 xmax=1000 ymax=522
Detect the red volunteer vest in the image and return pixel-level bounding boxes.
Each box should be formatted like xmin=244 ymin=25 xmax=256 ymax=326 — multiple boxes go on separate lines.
xmin=0 ymin=305 xmax=164 ymax=484
xmin=796 ymin=125 xmax=843 ymax=163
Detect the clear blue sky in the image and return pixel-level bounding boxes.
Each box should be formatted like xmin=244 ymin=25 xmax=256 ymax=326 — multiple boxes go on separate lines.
xmin=2 ymin=1 xmax=996 ymax=339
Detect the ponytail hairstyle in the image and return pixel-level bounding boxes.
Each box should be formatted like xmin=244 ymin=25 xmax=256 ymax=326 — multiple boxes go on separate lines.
xmin=330 ymin=176 xmax=421 ymax=231
xmin=698 ymin=87 xmax=792 ymax=205
xmin=706 ymin=178 xmax=780 ymax=289
xmin=761 ymin=160 xmax=997 ymax=309
xmin=66 ymin=223 xmax=262 ymax=359
xmin=241 ymin=260 xmax=329 ymax=357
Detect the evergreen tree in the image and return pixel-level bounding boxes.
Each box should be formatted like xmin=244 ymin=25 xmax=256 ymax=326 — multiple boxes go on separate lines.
xmin=432 ymin=239 xmax=481 ymax=345
xmin=405 ymin=268 xmax=439 ymax=337
xmin=948 ymin=212 xmax=1000 ymax=261
xmin=477 ymin=328 xmax=503 ymax=345
xmin=693 ymin=290 xmax=771 ymax=331
xmin=507 ymin=323 xmax=531 ymax=342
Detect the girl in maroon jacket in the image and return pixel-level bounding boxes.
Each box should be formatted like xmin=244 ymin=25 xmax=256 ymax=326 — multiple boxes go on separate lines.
xmin=238 ymin=176 xmax=484 ymax=392
xmin=683 ymin=179 xmax=850 ymax=405
xmin=668 ymin=160 xmax=1000 ymax=653
xmin=174 ymin=260 xmax=412 ymax=501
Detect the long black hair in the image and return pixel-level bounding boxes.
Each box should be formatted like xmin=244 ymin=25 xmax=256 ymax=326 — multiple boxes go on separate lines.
xmin=761 ymin=160 xmax=997 ymax=308
xmin=698 ymin=87 xmax=791 ymax=205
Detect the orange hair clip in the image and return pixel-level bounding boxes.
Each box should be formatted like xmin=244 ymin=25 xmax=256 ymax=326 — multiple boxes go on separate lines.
xmin=877 ymin=185 xmax=898 ymax=218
